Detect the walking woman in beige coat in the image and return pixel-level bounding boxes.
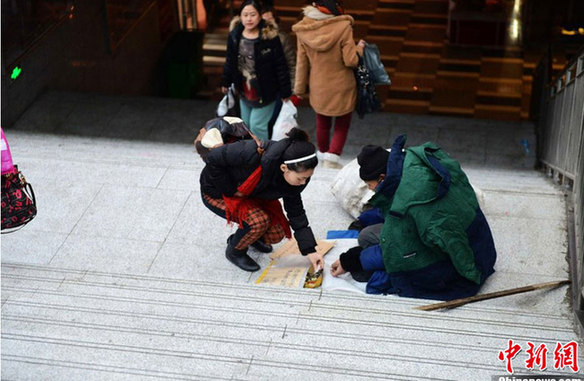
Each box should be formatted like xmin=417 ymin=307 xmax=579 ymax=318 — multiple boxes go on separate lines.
xmin=292 ymin=0 xmax=365 ymax=168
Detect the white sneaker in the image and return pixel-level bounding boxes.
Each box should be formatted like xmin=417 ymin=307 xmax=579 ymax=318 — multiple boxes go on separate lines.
xmin=322 ymin=152 xmax=343 ymax=169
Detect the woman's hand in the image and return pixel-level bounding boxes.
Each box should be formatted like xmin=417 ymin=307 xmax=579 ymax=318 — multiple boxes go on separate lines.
xmin=357 ymin=39 xmax=366 ymax=49
xmin=330 ymin=259 xmax=346 ymax=277
xmin=221 ymin=86 xmax=229 ymax=94
xmin=306 ymin=252 xmax=324 ymax=272
xmin=233 ymin=191 xmax=245 ymax=197
xmin=194 ymin=128 xmax=205 ymax=148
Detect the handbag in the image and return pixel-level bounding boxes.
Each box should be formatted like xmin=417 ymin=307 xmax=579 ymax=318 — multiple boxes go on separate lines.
xmin=363 ymin=43 xmax=391 ymax=85
xmin=1 ymin=165 xmax=37 ymax=232
xmin=354 ymin=54 xmax=381 ymax=119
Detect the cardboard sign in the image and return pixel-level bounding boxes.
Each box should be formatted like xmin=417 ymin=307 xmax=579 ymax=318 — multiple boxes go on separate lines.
xmin=255 ymin=239 xmax=335 ymax=288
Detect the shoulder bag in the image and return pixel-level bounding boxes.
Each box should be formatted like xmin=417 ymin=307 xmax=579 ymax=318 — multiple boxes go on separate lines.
xmin=1 ymin=165 xmax=37 ymax=232
xmin=354 ymin=54 xmax=381 ymax=119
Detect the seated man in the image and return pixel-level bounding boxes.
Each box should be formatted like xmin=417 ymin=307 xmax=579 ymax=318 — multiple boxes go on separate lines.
xmin=330 ymin=135 xmax=497 ymax=301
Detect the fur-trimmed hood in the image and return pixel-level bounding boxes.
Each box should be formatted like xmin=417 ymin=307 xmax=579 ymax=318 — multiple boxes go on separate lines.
xmin=292 ymin=7 xmax=354 ymax=52
xmin=229 ymin=16 xmax=279 ymax=40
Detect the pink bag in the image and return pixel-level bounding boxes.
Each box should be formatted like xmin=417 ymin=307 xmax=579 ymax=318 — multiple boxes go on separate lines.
xmin=1 ymin=127 xmax=15 ymax=175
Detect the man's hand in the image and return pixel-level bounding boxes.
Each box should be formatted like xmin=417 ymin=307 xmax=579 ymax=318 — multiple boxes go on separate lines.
xmin=330 ymin=259 xmax=346 ymax=277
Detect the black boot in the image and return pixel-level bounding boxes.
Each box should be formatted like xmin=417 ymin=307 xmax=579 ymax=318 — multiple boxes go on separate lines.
xmin=250 ymin=238 xmax=273 ymax=253
xmin=226 ymin=235 xmax=260 ymax=272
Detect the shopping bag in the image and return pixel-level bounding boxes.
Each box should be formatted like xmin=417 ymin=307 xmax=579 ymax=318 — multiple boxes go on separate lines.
xmin=1 ymin=127 xmax=15 ymax=175
xmin=272 ymin=100 xmax=298 ymax=140
xmin=363 ymin=43 xmax=391 ymax=86
xmin=217 ymin=84 xmax=238 ymax=117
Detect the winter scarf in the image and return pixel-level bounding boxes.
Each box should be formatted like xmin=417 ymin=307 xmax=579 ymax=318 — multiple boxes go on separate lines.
xmin=223 ymin=166 xmax=292 ymax=238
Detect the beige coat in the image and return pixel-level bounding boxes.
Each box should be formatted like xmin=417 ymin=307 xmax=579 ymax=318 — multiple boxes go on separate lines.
xmin=292 ymin=7 xmax=362 ymax=116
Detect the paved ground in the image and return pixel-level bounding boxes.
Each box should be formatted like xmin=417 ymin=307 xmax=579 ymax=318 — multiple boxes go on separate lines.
xmin=1 ymin=91 xmax=582 ymax=380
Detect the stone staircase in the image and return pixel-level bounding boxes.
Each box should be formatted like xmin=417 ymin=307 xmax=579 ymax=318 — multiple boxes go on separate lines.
xmin=2 ymin=261 xmax=580 ymax=380
xmin=1 ymin=91 xmax=581 ymax=379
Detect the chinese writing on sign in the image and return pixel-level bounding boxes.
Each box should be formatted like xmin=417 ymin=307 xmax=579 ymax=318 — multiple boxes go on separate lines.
xmin=498 ymin=340 xmax=579 ymax=374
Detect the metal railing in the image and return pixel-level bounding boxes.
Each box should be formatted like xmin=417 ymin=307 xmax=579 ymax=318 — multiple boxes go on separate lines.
xmin=536 ymin=47 xmax=584 ymax=334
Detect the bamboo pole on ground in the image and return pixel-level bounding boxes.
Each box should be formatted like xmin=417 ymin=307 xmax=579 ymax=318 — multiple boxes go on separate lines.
xmin=415 ymin=280 xmax=571 ymax=311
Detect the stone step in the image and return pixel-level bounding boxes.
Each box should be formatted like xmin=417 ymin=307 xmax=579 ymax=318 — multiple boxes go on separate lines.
xmin=2 ymin=263 xmax=579 ymax=380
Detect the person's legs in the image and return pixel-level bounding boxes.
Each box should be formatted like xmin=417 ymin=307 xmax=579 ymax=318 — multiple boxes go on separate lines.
xmin=201 ymin=193 xmax=228 ymax=219
xmin=231 ymin=207 xmax=271 ymax=249
xmin=351 ymin=223 xmax=384 ymax=282
xmin=249 ymin=101 xmax=276 ymax=140
xmin=201 ymin=193 xmax=270 ymax=271
xmin=328 ymin=111 xmax=353 ymax=155
xmin=239 ymin=99 xmax=252 ymax=128
xmin=358 ymin=223 xmax=383 ymax=248
xmin=315 ymin=113 xmax=332 ymax=153
xmin=202 ymin=193 xmax=277 ymax=249
xmin=201 ymin=194 xmax=251 ymax=243
xmin=262 ymin=224 xmax=286 ymax=245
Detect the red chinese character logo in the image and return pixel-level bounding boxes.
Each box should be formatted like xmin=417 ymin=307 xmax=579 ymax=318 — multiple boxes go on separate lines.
xmin=525 ymin=342 xmax=548 ymax=370
xmin=553 ymin=341 xmax=579 ymax=372
xmin=498 ymin=339 xmax=522 ymax=373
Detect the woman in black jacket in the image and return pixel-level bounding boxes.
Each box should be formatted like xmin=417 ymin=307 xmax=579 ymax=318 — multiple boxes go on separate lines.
xmin=200 ymin=128 xmax=323 ymax=272
xmin=221 ymin=0 xmax=291 ymax=140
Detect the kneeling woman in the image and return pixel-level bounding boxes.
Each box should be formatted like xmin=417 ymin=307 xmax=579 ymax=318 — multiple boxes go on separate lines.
xmin=200 ymin=128 xmax=324 ymax=272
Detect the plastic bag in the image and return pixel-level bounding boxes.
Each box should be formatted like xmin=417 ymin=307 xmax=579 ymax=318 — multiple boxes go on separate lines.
xmin=1 ymin=127 xmax=15 ymax=175
xmin=217 ymin=85 xmax=237 ymax=117
xmin=330 ymin=157 xmax=374 ymax=219
xmin=363 ymin=44 xmax=391 ymax=86
xmin=272 ymin=100 xmax=298 ymax=140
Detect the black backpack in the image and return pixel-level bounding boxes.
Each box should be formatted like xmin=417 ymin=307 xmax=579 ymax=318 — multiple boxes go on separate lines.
xmin=194 ymin=117 xmax=263 ymax=160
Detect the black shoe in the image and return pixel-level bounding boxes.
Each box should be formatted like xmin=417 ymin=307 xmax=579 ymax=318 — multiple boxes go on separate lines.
xmin=225 ymin=242 xmax=260 ymax=272
xmin=250 ymin=239 xmax=273 ymax=253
